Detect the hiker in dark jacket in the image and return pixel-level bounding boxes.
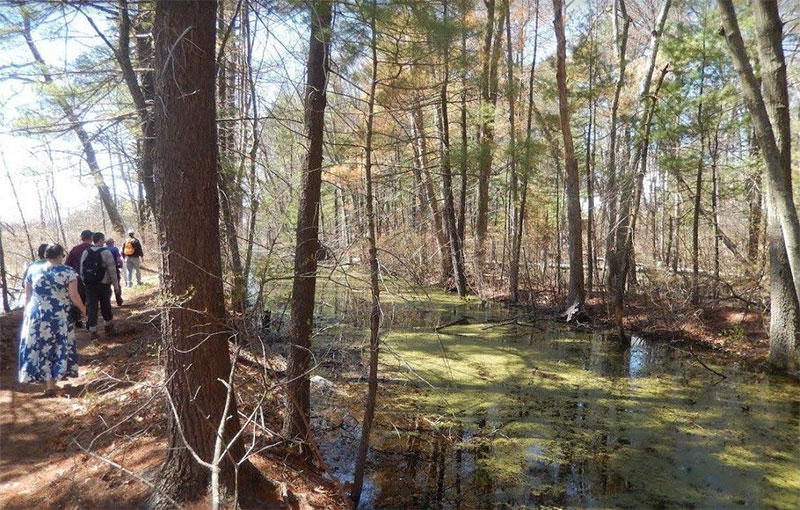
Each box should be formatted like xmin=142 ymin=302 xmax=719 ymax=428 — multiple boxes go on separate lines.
xmin=65 ymin=230 xmax=93 ymax=327
xmin=80 ymin=232 xmax=121 ymax=340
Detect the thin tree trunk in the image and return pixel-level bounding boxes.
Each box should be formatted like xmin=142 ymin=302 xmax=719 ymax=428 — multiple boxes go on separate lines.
xmin=505 ymin=0 xmax=522 ymax=301
xmin=0 ymin=224 xmax=10 ymax=312
xmin=21 ymin=14 xmax=125 ymax=238
xmin=351 ymin=3 xmax=381 ymax=502
xmin=436 ymin=1 xmax=469 ymax=297
xmin=552 ymin=0 xmax=584 ymax=310
xmin=611 ymin=0 xmax=671 ymax=333
xmin=691 ymin=31 xmax=707 ymax=306
xmin=476 ymin=0 xmax=506 ymax=273
xmin=284 ymin=0 xmax=333 ymax=447
xmin=458 ymin=1 xmax=469 ymax=246
xmin=711 ymin=129 xmax=720 ymax=301
xmin=412 ymin=101 xmax=453 ymax=281
xmin=747 ymin=131 xmax=763 ymax=264
xmin=4 ymin=166 xmax=35 ymax=260
xmin=585 ymin=31 xmax=596 ymax=294
xmin=604 ymin=0 xmax=630 ymax=292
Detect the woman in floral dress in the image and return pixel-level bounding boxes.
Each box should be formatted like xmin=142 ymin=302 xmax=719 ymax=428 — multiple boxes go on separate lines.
xmin=18 ymin=243 xmax=86 ymax=396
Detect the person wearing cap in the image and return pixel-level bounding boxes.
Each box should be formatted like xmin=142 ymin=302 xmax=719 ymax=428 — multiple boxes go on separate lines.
xmin=122 ymin=230 xmax=144 ymax=287
xmin=65 ymin=230 xmax=92 ymax=327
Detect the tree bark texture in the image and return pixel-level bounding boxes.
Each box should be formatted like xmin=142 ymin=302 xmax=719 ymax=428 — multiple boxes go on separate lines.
xmin=412 ymin=101 xmax=453 ymax=282
xmin=752 ymin=0 xmax=799 ymax=370
xmin=717 ymin=0 xmax=800 ymax=312
xmin=552 ymin=0 xmax=584 ymax=308
xmin=151 ymin=0 xmax=271 ymax=504
xmin=284 ymin=0 xmax=333 ymax=445
xmin=476 ymin=0 xmax=506 ymax=273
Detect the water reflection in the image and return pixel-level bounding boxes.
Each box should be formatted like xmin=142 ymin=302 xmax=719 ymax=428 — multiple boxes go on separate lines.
xmin=266 ymin=275 xmax=800 ymax=509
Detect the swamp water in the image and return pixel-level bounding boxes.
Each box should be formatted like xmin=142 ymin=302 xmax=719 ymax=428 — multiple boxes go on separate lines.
xmin=261 ymin=275 xmax=800 ymax=508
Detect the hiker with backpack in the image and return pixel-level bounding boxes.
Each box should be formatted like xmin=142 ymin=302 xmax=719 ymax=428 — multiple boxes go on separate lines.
xmin=65 ymin=230 xmax=93 ymax=327
xmin=79 ymin=232 xmax=121 ymax=340
xmin=105 ymin=238 xmax=124 ymax=306
xmin=122 ymin=231 xmax=143 ymax=287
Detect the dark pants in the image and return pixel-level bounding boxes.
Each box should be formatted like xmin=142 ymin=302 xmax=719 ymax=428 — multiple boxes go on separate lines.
xmin=86 ymin=283 xmax=113 ymax=330
xmin=68 ymin=279 xmax=87 ymax=325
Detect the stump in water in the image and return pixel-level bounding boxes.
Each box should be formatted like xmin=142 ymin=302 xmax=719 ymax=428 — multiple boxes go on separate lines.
xmin=560 ymin=302 xmax=590 ymax=324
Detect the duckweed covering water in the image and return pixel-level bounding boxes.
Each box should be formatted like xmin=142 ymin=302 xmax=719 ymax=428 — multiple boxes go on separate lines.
xmin=264 ymin=271 xmax=800 ymax=508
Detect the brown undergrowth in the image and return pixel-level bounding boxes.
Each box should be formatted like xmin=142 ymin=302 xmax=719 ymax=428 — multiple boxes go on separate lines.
xmin=493 ymin=283 xmax=771 ymax=369
xmin=0 ymin=279 xmax=348 ymax=509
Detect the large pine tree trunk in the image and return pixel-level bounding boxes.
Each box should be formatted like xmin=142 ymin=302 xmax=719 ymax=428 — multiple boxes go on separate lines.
xmin=284 ymin=0 xmax=333 ymax=446
xmin=150 ymin=1 xmax=275 ymax=505
xmin=552 ymin=0 xmax=584 ymax=310
xmin=752 ymin=0 xmax=799 ymax=370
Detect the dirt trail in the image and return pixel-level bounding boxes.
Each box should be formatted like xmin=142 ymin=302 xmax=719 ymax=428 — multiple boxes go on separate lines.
xmin=0 ymin=279 xmax=345 ymax=509
xmin=1 ymin=282 xmax=165 ymax=508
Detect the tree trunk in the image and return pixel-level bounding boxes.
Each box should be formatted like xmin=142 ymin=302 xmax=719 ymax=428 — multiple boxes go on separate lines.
xmin=746 ymin=132 xmax=763 ymax=264
xmin=351 ymin=3 xmax=381 ymax=502
xmin=21 ymin=14 xmax=126 ymax=238
xmin=150 ymin=0 xmax=275 ymax=505
xmin=436 ymin=4 xmax=469 ymax=297
xmin=717 ymin=0 xmax=800 ymax=313
xmin=711 ymin=129 xmax=720 ymax=301
xmin=585 ymin=32 xmax=596 ymax=294
xmin=691 ymin=35 xmax=706 ymax=306
xmin=751 ymin=0 xmax=799 ymax=370
xmin=505 ymin=0 xmax=522 ymax=301
xmin=552 ymin=0 xmax=584 ymax=309
xmin=604 ymin=0 xmax=630 ymax=292
xmin=118 ymin=0 xmax=157 ymax=217
xmin=476 ymin=0 xmax=506 ymax=273
xmin=284 ymin=0 xmax=333 ymax=447
xmin=458 ymin=2 xmax=469 ymax=246
xmin=411 ymin=101 xmax=453 ymax=281
xmin=0 ymin=224 xmax=10 ymax=313
xmin=4 ymin=167 xmax=35 ymax=261
xmin=611 ymin=0 xmax=671 ymax=333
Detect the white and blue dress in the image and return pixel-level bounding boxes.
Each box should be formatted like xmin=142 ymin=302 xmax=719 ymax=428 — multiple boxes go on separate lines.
xmin=18 ymin=264 xmax=79 ymax=383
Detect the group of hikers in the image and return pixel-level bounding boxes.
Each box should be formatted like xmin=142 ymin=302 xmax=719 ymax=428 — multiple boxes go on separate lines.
xmin=17 ymin=230 xmax=144 ymax=396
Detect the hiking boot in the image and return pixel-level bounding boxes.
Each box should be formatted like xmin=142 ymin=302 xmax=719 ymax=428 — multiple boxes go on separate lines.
xmin=104 ymin=322 xmax=115 ymax=338
xmin=89 ymin=329 xmax=99 ymax=342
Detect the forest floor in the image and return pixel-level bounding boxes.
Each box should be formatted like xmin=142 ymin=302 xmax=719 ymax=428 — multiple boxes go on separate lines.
xmin=0 ymin=278 xmax=347 ymax=510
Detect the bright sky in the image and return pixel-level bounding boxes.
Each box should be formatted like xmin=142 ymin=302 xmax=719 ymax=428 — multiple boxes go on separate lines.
xmin=0 ymin=0 xmax=580 ymax=225
xmin=0 ymin=9 xmax=109 ymax=224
